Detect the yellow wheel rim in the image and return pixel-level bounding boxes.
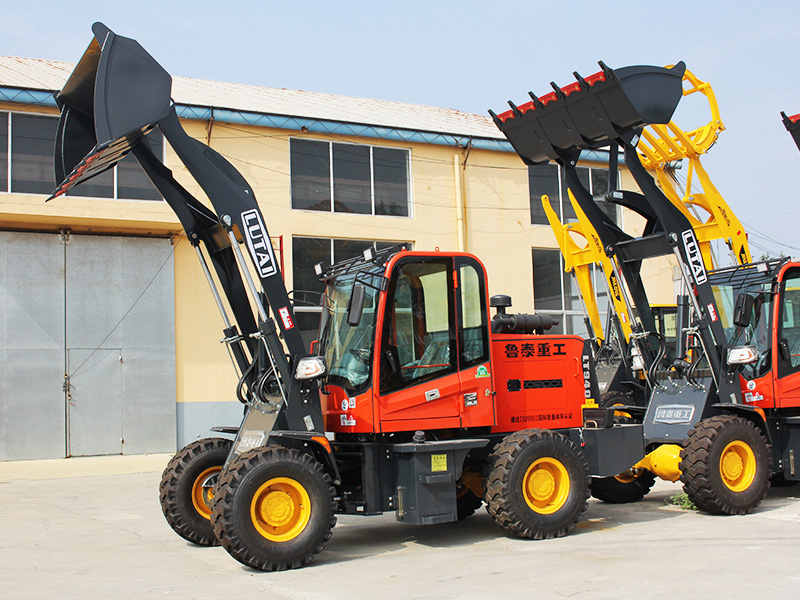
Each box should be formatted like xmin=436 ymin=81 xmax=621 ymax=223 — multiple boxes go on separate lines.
xmin=250 ymin=477 xmax=311 ymax=542
xmin=191 ymin=466 xmax=222 ymax=520
xmin=523 ymin=458 xmax=570 ymax=515
xmin=719 ymin=440 xmax=757 ymax=492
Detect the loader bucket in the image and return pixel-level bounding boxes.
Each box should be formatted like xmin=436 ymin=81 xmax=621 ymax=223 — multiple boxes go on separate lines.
xmin=781 ymin=111 xmax=800 ymax=152
xmin=49 ymin=22 xmax=172 ymax=199
xmin=491 ymin=62 xmax=686 ymax=165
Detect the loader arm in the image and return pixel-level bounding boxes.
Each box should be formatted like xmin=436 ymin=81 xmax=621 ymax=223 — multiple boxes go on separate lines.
xmin=637 ymin=68 xmax=751 ymax=267
xmin=543 ymin=187 xmax=658 ymax=347
xmin=492 ymin=61 xmax=741 ymax=407
xmin=48 ymin=22 xmax=324 ymax=437
xmin=545 ymin=68 xmax=750 ymax=349
xmin=542 ymin=193 xmax=608 ymax=343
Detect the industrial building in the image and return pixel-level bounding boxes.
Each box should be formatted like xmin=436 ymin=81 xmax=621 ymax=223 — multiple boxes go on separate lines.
xmin=0 ymin=56 xmax=667 ymax=460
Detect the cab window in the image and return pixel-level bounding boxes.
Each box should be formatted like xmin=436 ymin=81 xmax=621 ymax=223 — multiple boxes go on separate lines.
xmin=779 ymin=270 xmax=800 ymax=373
xmin=380 ymin=259 xmax=455 ymax=393
xmin=457 ymin=259 xmax=489 ymax=367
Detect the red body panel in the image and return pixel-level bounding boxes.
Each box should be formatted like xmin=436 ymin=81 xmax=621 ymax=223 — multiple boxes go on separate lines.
xmin=322 ymin=385 xmax=375 ymax=434
xmin=490 ymin=334 xmax=586 ymax=433
xmin=738 ymin=372 xmax=775 ymax=410
xmin=322 ymin=358 xmax=497 ymax=434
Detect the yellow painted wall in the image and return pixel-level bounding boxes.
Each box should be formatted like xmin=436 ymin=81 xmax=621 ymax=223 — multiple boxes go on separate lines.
xmin=1 ymin=106 xmax=659 ymax=410
xmin=172 ymin=238 xmax=240 ymax=404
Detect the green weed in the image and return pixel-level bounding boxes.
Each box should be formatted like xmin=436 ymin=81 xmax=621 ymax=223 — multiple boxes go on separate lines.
xmin=666 ymin=491 xmax=698 ymax=510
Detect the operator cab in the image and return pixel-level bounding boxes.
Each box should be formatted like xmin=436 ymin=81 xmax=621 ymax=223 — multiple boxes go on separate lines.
xmin=314 ymin=245 xmax=597 ymax=437
xmin=316 ymin=246 xmax=495 ymax=434
xmin=707 ymin=258 xmax=800 ymax=410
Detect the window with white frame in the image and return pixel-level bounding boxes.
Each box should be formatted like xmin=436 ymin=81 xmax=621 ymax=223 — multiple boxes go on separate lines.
xmin=292 ymin=236 xmax=411 ymax=345
xmin=532 ymin=247 xmax=610 ymax=338
xmin=528 ymin=163 xmax=617 ymax=226
xmin=290 ymin=138 xmax=410 ymax=217
xmin=0 ymin=110 xmax=162 ymax=200
xmin=0 ymin=111 xmax=7 ymax=193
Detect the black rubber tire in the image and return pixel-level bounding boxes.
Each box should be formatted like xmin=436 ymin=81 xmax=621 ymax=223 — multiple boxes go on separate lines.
xmin=210 ymin=446 xmax=336 ymax=571
xmin=456 ymin=487 xmax=484 ymax=521
xmin=601 ymin=391 xmax=636 ymax=423
xmin=485 ymin=429 xmax=590 ymax=539
xmin=159 ymin=437 xmax=233 ymax=546
xmin=601 ymin=391 xmax=632 ymax=407
xmin=680 ymin=415 xmax=771 ymax=515
xmin=590 ymin=469 xmax=657 ymax=503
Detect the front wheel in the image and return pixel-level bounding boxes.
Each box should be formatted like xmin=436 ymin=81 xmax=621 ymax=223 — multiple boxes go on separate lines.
xmin=211 ymin=446 xmax=336 ymax=571
xmin=159 ymin=437 xmax=232 ymax=546
xmin=485 ymin=429 xmax=589 ymax=539
xmin=680 ymin=415 xmax=771 ymax=515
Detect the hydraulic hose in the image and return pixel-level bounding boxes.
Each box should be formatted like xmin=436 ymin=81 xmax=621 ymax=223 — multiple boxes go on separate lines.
xmin=646 ymin=331 xmax=668 ymax=387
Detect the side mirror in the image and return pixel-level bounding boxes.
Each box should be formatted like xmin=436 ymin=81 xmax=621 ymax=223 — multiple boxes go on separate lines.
xmin=347 ymin=284 xmax=366 ymax=326
xmin=733 ymin=293 xmax=754 ymax=328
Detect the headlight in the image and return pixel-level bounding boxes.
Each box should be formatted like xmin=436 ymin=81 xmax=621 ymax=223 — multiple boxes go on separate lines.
xmin=295 ymin=356 xmax=327 ymax=379
xmin=727 ymin=346 xmax=759 ymax=365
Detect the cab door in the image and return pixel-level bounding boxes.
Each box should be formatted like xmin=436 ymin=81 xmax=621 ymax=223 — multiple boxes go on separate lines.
xmin=377 ymin=257 xmax=462 ymax=428
xmin=454 ymin=257 xmax=495 ymax=428
xmin=775 ymin=268 xmax=800 ymax=409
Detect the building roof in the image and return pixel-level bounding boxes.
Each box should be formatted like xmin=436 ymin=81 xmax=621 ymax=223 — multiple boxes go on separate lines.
xmin=0 ymin=55 xmax=503 ymax=141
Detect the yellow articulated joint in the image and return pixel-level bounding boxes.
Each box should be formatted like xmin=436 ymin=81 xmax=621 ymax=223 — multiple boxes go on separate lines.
xmin=635 ymin=444 xmax=683 ymax=482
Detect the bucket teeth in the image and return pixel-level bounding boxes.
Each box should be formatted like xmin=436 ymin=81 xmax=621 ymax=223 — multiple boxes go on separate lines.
xmin=550 ymin=82 xmax=567 ymax=100
xmin=527 ymin=92 xmax=545 ymax=110
xmin=573 ymin=72 xmax=589 ymax=91
xmin=507 ymin=100 xmax=523 ymax=118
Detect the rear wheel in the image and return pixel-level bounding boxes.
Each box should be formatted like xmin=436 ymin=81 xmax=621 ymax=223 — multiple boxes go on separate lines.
xmin=592 ymin=392 xmax=655 ymax=503
xmin=590 ymin=468 xmax=656 ymax=503
xmin=601 ymin=391 xmax=636 ymax=422
xmin=159 ymin=437 xmax=232 ymax=546
xmin=456 ymin=469 xmax=484 ymax=520
xmin=211 ymin=446 xmax=336 ymax=571
xmin=485 ymin=429 xmax=589 ymax=539
xmin=680 ymin=415 xmax=771 ymax=515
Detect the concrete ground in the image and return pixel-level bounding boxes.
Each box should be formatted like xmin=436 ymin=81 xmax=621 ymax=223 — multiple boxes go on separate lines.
xmin=1 ymin=455 xmax=799 ymax=600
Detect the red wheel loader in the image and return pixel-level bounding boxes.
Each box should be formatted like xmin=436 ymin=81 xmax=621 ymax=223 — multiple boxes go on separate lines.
xmin=493 ymin=62 xmax=800 ymax=519
xmin=51 ymin=25 xmax=692 ymax=571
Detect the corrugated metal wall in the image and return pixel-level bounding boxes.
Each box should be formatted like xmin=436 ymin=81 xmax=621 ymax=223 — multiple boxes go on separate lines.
xmin=0 ymin=231 xmax=176 ymax=460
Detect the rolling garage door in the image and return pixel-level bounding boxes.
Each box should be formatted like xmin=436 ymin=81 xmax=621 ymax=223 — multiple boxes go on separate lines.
xmin=0 ymin=231 xmax=176 ymax=460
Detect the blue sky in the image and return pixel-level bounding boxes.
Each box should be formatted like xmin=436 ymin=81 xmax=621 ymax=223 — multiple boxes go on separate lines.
xmin=3 ymin=0 xmax=800 ymax=259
